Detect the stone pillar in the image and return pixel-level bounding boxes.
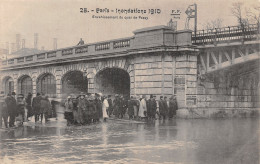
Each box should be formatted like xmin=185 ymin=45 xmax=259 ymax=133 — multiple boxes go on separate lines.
xmin=175 ymin=52 xmax=198 ymax=118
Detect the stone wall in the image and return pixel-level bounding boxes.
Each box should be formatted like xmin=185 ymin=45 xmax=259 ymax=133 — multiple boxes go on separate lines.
xmin=195 ymin=61 xmax=260 ymax=118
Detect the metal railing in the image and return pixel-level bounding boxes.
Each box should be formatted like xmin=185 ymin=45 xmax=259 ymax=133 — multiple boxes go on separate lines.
xmin=192 ymin=24 xmax=259 ymax=45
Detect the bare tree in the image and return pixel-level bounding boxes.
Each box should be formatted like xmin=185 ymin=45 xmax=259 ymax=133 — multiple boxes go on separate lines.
xmin=203 ymin=18 xmax=223 ymax=30
xmin=246 ymin=6 xmax=260 ymax=25
xmin=231 ymin=2 xmax=249 ymax=28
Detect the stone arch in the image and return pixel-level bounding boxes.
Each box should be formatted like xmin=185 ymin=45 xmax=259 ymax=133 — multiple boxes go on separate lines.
xmin=36 ymin=72 xmax=56 ymax=97
xmin=17 ymin=75 xmax=33 ymax=96
xmin=94 ymin=67 xmax=131 ymax=98
xmin=2 ymin=76 xmax=14 ymax=95
xmin=61 ymin=70 xmax=88 ymax=98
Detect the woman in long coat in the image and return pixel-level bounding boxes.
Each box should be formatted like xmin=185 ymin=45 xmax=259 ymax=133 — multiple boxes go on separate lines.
xmin=102 ymin=96 xmax=109 ymax=121
xmin=138 ymin=95 xmax=147 ymax=119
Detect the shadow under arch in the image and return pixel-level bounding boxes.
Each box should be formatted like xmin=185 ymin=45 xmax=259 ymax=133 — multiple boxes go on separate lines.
xmin=36 ymin=73 xmax=56 ymax=98
xmin=61 ymin=70 xmax=88 ymax=98
xmin=17 ymin=75 xmax=33 ymax=96
xmin=2 ymin=76 xmax=14 ymax=95
xmin=94 ymin=67 xmax=130 ymax=98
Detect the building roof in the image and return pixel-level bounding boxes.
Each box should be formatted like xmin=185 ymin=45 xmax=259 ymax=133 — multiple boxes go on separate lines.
xmin=8 ymin=48 xmax=46 ymax=58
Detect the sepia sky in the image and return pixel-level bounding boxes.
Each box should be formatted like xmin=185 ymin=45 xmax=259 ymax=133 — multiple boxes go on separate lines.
xmin=0 ymin=0 xmax=259 ymax=51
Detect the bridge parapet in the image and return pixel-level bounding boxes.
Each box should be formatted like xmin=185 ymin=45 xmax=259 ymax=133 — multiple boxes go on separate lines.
xmin=192 ymin=24 xmax=259 ymax=46
xmin=0 ymin=26 xmax=193 ymax=70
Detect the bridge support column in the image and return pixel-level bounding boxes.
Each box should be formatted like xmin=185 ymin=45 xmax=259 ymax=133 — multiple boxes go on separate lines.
xmin=175 ymin=53 xmax=198 ymax=118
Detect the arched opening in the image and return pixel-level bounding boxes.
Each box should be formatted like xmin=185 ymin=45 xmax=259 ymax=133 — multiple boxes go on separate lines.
xmin=95 ymin=68 xmax=130 ymax=98
xmin=18 ymin=75 xmax=33 ymax=96
xmin=3 ymin=77 xmax=14 ymax=95
xmin=37 ymin=73 xmax=56 ymax=98
xmin=62 ymin=71 xmax=88 ymax=97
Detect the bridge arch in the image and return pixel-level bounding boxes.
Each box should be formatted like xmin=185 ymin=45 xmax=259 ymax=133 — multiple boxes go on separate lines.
xmin=18 ymin=75 xmax=33 ymax=96
xmin=94 ymin=67 xmax=130 ymax=98
xmin=61 ymin=70 xmax=88 ymax=98
xmin=36 ymin=73 xmax=56 ymax=97
xmin=2 ymin=76 xmax=14 ymax=95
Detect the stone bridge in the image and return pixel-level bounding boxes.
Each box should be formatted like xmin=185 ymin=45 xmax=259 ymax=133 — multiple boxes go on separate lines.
xmin=0 ymin=24 xmax=259 ymax=118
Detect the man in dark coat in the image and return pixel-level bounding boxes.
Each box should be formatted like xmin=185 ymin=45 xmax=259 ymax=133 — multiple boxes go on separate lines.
xmin=25 ymin=93 xmax=33 ymax=120
xmin=107 ymin=95 xmax=113 ymax=117
xmin=127 ymin=96 xmax=135 ymax=119
xmin=5 ymin=92 xmax=17 ymax=127
xmin=94 ymin=93 xmax=102 ymax=122
xmin=0 ymin=92 xmax=8 ymax=128
xmin=147 ymin=95 xmax=157 ymax=120
xmin=159 ymin=96 xmax=167 ymax=120
xmin=87 ymin=94 xmax=96 ymax=124
xmin=163 ymin=96 xmax=169 ymax=118
xmin=113 ymin=94 xmax=120 ymax=118
xmin=169 ymin=95 xmax=178 ymax=118
xmin=32 ymin=93 xmax=42 ymax=123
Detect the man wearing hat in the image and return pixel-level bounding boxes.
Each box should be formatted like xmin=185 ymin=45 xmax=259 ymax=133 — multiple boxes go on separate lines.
xmin=169 ymin=95 xmax=178 ymax=118
xmin=32 ymin=93 xmax=42 ymax=123
xmin=0 ymin=91 xmax=8 ymax=128
xmin=94 ymin=93 xmax=102 ymax=122
xmin=113 ymin=94 xmax=120 ymax=118
xmin=77 ymin=92 xmax=86 ymax=125
xmin=159 ymin=96 xmax=167 ymax=120
xmin=5 ymin=92 xmax=17 ymax=127
xmin=17 ymin=94 xmax=26 ymax=123
xmin=147 ymin=95 xmax=157 ymax=120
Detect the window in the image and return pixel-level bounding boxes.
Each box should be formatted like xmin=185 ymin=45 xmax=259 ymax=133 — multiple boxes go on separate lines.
xmin=20 ymin=76 xmax=32 ymax=96
xmin=37 ymin=74 xmax=56 ymax=97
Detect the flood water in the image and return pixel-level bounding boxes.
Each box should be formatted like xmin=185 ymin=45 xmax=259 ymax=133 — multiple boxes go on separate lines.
xmin=0 ymin=118 xmax=259 ymax=164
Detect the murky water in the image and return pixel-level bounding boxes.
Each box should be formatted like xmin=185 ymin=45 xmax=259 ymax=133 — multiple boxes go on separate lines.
xmin=0 ymin=118 xmax=259 ymax=164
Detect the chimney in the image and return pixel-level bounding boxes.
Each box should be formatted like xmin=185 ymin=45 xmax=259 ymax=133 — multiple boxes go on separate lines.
xmin=53 ymin=38 xmax=57 ymax=50
xmin=16 ymin=34 xmax=21 ymax=50
xmin=22 ymin=39 xmax=25 ymax=48
xmin=34 ymin=33 xmax=38 ymax=49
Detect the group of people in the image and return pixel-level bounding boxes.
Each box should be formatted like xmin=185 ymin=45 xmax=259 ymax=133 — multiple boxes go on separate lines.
xmin=63 ymin=93 xmax=128 ymax=126
xmin=0 ymin=91 xmax=53 ymax=128
xmin=127 ymin=95 xmax=178 ymax=121
xmin=62 ymin=92 xmax=178 ymax=126
xmin=0 ymin=90 xmax=179 ymax=128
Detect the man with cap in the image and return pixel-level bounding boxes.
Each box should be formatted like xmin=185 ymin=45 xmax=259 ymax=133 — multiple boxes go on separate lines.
xmin=5 ymin=92 xmax=17 ymax=127
xmin=32 ymin=93 xmax=42 ymax=123
xmin=0 ymin=91 xmax=8 ymax=128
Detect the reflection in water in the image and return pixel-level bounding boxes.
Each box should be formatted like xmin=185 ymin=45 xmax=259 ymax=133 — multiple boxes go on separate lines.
xmin=0 ymin=118 xmax=259 ymax=164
